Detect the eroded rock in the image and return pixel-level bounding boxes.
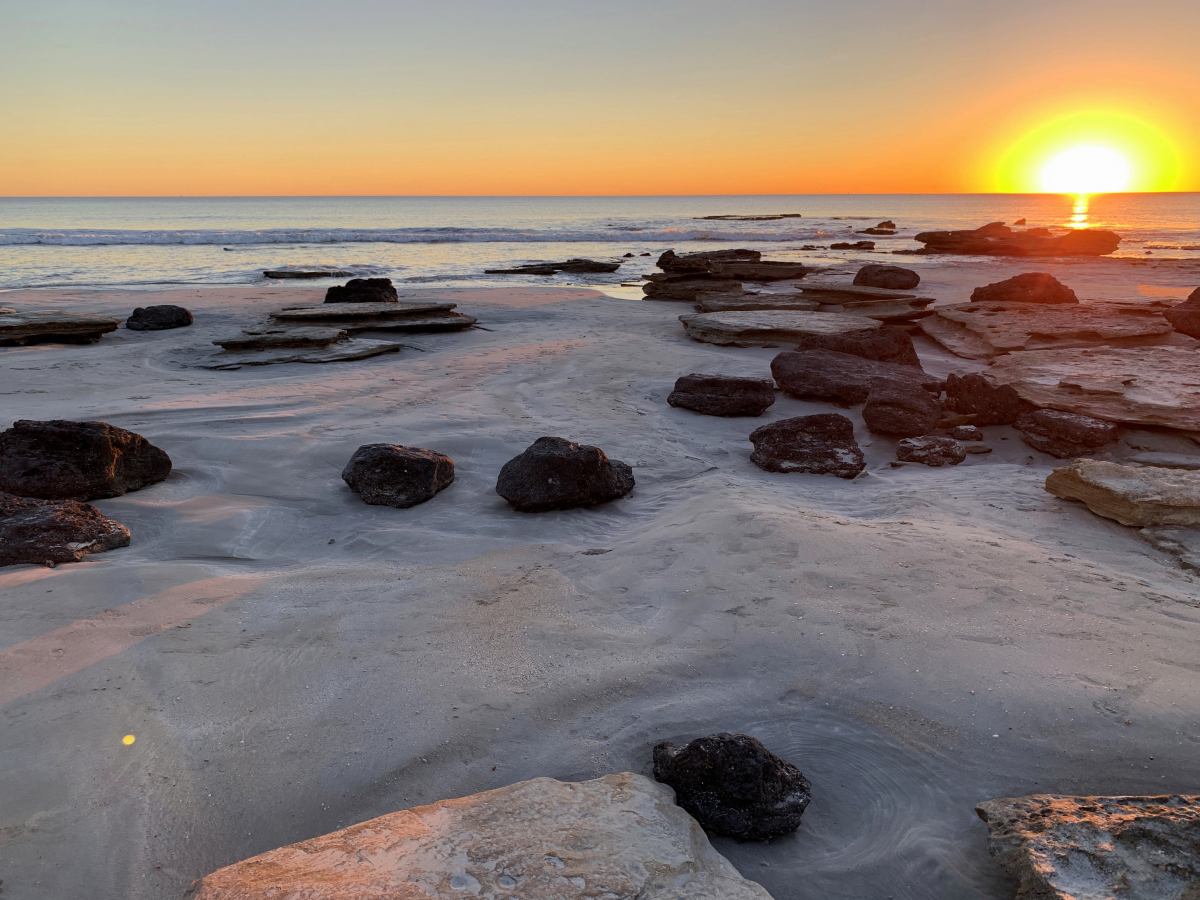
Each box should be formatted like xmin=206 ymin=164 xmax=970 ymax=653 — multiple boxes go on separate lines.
xmin=0 ymin=311 xmax=120 ymax=346
xmin=342 ymin=444 xmax=454 ymax=508
xmin=644 ymin=274 xmax=742 ymax=302
xmin=1164 ymin=287 xmax=1200 ymax=339
xmin=970 ymin=273 xmax=1078 ymax=305
xmin=864 ymin=380 xmax=942 ymax=437
xmin=896 ymin=435 xmax=966 ymax=467
xmin=1045 ymin=459 xmax=1200 ymax=526
xmin=944 ymin=373 xmax=1031 ymax=425
xmin=854 ymin=264 xmax=919 ymax=290
xmin=771 ymin=350 xmax=940 ymax=406
xmin=1015 ymin=410 xmax=1119 ymax=458
xmin=215 ymin=326 xmax=347 ymax=351
xmin=496 ymin=436 xmax=634 ymax=512
xmin=658 ymin=249 xmax=761 ymax=273
xmin=681 ymin=310 xmax=880 ymax=347
xmin=125 ymin=304 xmax=193 ymax=331
xmin=668 ymin=374 xmax=775 ymax=417
xmin=915 ymin=223 xmax=1120 ymax=256
xmin=749 ymin=414 xmax=865 ymax=478
xmin=792 ymin=325 xmax=920 ymax=367
xmin=0 ymin=492 xmax=131 ymax=567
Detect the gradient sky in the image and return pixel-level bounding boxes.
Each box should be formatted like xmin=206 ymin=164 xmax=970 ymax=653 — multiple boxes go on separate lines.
xmin=3 ymin=0 xmax=1198 ymax=195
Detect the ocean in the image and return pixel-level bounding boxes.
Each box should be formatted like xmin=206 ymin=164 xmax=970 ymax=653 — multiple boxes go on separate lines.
xmin=1 ymin=193 xmax=1198 ymax=290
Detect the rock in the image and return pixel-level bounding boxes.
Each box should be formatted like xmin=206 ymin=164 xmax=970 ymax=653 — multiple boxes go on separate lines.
xmin=643 ymin=275 xmax=742 ymax=302
xmin=792 ymin=325 xmax=921 ymax=367
xmin=125 ymin=304 xmax=193 ymax=331
xmin=324 ymin=277 xmax=399 ymax=304
xmin=696 ymin=293 xmax=821 ymax=313
xmin=749 ymin=413 xmax=865 ymax=478
xmin=263 ymin=269 xmax=353 ymax=279
xmin=943 ymin=373 xmax=1031 ymax=425
xmin=486 ymin=258 xmax=620 ymax=275
xmin=985 ymin=346 xmax=1200 ymax=431
xmin=951 ymin=425 xmax=984 ymax=441
xmin=696 ymin=213 xmax=804 ymax=221
xmin=186 ymin=773 xmax=771 ymax=900
xmin=668 ymin=374 xmax=775 ymax=417
xmin=623 ymin=252 xmax=635 ymax=257
xmin=1015 ymin=410 xmax=1119 ymax=458
xmin=830 ymin=241 xmax=875 ymax=250
xmin=680 ymin=310 xmax=880 ymax=347
xmin=975 ymin=794 xmax=1200 ymax=900
xmin=0 ymin=311 xmax=120 ymax=345
xmin=914 ymin=223 xmax=1121 ymax=256
xmin=1164 ymin=287 xmax=1200 ymax=339
xmin=0 ymin=420 xmax=171 ymax=501
xmin=863 ymin=380 xmax=942 ymax=437
xmin=496 ymin=436 xmax=634 ymax=512
xmin=1013 ymin=217 xmax=1027 ymax=226
xmin=896 ymin=435 xmax=966 ymax=467
xmin=1142 ymin=526 xmax=1200 ymax=573
xmin=771 ymin=350 xmax=941 ymax=405
xmin=876 ymin=220 xmax=897 ymax=230
xmin=205 ymin=339 xmax=401 ymax=370
xmin=341 ymin=444 xmax=454 ymax=508
xmin=657 ymin=248 xmax=761 ymax=273
xmin=853 ymin=264 xmax=919 ymax=290
xmin=858 ymin=226 xmax=897 ymax=236
xmin=970 ymin=273 xmax=1078 ymax=305
xmin=965 ymin=443 xmax=993 ymax=455
xmin=215 ymin=326 xmax=347 ymax=351
xmin=1045 ymin=459 xmax=1200 ymax=526
xmin=652 ymin=733 xmax=812 ymax=841
xmin=705 ymin=261 xmax=810 ymax=281
xmin=796 ymin=283 xmax=935 ymax=322
xmin=271 ymin=303 xmax=476 ymax=333
xmin=0 ymin=492 xmax=131 ymax=567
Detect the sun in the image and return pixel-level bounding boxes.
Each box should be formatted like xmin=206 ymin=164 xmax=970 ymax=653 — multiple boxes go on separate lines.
xmin=1038 ymin=145 xmax=1132 ymax=194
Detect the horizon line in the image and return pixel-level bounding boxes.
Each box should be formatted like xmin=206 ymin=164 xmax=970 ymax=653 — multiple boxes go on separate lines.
xmin=2 ymin=190 xmax=1197 ymax=200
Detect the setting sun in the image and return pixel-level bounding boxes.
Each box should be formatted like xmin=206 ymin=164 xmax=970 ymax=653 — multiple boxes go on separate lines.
xmin=1038 ymin=145 xmax=1133 ymax=194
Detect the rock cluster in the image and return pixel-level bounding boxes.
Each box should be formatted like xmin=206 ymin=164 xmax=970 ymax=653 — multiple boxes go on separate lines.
xmin=1015 ymin=410 xmax=1119 ymax=458
xmin=853 ymin=264 xmax=919 ymax=290
xmin=668 ymin=374 xmax=776 ymax=417
xmin=644 ymin=249 xmax=807 ymax=303
xmin=125 ymin=304 xmax=193 ymax=331
xmin=342 ymin=444 xmax=455 ymax=508
xmin=0 ymin=492 xmax=131 ymax=567
xmin=914 ymin=222 xmax=1121 ymax=256
xmin=749 ymin=413 xmax=865 ymax=478
xmin=496 ymin=436 xmax=634 ymax=512
xmin=324 ymin=277 xmax=399 ymax=304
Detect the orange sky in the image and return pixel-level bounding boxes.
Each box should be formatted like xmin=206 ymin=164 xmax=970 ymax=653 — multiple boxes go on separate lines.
xmin=3 ymin=0 xmax=1198 ymax=195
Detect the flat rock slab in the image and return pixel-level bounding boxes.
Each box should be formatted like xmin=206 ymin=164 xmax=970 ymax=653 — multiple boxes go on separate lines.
xmin=986 ymin=346 xmax=1200 ymax=431
xmin=0 ymin=311 xmax=121 ymax=345
xmin=976 ymin=794 xmax=1200 ymax=900
xmin=214 ymin=326 xmax=348 ymax=351
xmin=772 ymin=349 xmax=942 ymax=405
xmin=273 ymin=301 xmax=456 ymax=320
xmin=680 ymin=310 xmax=879 ymax=347
xmin=798 ymin=283 xmax=925 ymax=303
xmin=206 ymin=339 xmax=401 ymax=370
xmin=1045 ymin=459 xmax=1200 ymax=527
xmin=696 ymin=293 xmax=821 ymax=313
xmin=187 ymin=773 xmax=771 ymax=899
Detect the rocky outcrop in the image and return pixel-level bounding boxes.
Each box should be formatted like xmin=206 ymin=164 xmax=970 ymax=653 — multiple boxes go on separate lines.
xmin=943 ymin=373 xmax=1031 ymax=425
xmin=644 ymin=274 xmax=742 ymax=302
xmin=771 ymin=350 xmax=941 ymax=405
xmin=896 ymin=435 xmax=966 ymax=467
xmin=1045 ymin=459 xmax=1200 ymax=526
xmin=749 ymin=414 xmax=865 ymax=478
xmin=486 ymin=259 xmax=621 ymax=275
xmin=1164 ymin=287 xmax=1200 ymax=339
xmin=0 ymin=492 xmax=131 ymax=567
xmin=863 ymin=381 xmax=942 ymax=437
xmin=970 ymin=273 xmax=1078 ymax=305
xmin=324 ymin=277 xmax=399 ymax=304
xmin=342 ymin=444 xmax=454 ymax=508
xmin=187 ymin=773 xmax=772 ymax=900
xmin=680 ymin=310 xmax=880 ymax=347
xmin=653 ymin=733 xmax=812 ymax=841
xmin=792 ymin=325 xmax=920 ymax=367
xmin=125 ymin=304 xmax=193 ymax=331
xmin=496 ymin=436 xmax=634 ymax=512
xmin=658 ymin=249 xmax=761 ymax=273
xmin=975 ymin=794 xmax=1200 ymax=900
xmin=1015 ymin=410 xmax=1119 ymax=458
xmin=668 ymin=374 xmax=776 ymax=417
xmin=853 ymin=264 xmax=919 ymax=290
xmin=830 ymin=241 xmax=874 ymax=250
xmin=0 ymin=420 xmax=171 ymax=501
xmin=915 ymin=223 xmax=1121 ymax=256
xmin=0 ymin=311 xmax=120 ymax=345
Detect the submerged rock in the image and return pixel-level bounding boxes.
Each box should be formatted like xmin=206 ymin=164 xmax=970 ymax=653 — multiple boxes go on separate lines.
xmin=341 ymin=444 xmax=454 ymax=508
xmin=853 ymin=264 xmax=919 ymax=290
xmin=1164 ymin=287 xmax=1200 ymax=339
xmin=263 ymin=269 xmax=353 ymax=279
xmin=1045 ymin=459 xmax=1200 ymax=527
xmin=653 ymin=733 xmax=812 ymax=841
xmin=668 ymin=374 xmax=776 ymax=417
xmin=1015 ymin=410 xmax=1119 ymax=458
xmin=0 ymin=492 xmax=130 ymax=567
xmin=863 ymin=380 xmax=942 ymax=437
xmin=943 ymin=373 xmax=1031 ymax=425
xmin=915 ymin=223 xmax=1120 ymax=256
xmin=215 ymin=326 xmax=347 ymax=351
xmin=896 ymin=435 xmax=966 ymax=467
xmin=496 ymin=436 xmax=634 ymax=512
xmin=749 ymin=413 xmax=865 ymax=478
xmin=125 ymin=304 xmax=193 ymax=331
xmin=970 ymin=273 xmax=1078 ymax=305
xmin=771 ymin=349 xmax=940 ymax=406
xmin=486 ymin=258 xmax=621 ymax=275
xmin=792 ymin=325 xmax=920 ymax=368
xmin=324 ymin=277 xmax=399 ymax=304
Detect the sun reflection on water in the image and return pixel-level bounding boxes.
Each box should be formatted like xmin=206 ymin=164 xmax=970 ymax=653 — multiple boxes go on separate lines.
xmin=1068 ymin=194 xmax=1090 ymax=229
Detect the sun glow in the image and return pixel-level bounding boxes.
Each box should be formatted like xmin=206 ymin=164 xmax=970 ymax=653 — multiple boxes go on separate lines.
xmin=1038 ymin=145 xmax=1132 ymax=194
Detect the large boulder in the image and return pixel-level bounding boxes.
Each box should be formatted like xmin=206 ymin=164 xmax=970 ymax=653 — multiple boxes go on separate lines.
xmin=657 ymin=248 xmax=761 ymax=273
xmin=970 ymin=273 xmax=1078 ymax=305
xmin=187 ymin=773 xmax=772 ymax=899
xmin=0 ymin=492 xmax=130 ymax=567
xmin=324 ymin=277 xmax=398 ymax=304
xmin=976 ymin=794 xmax=1200 ymax=900
xmin=496 ymin=436 xmax=634 ymax=512
xmin=896 ymin=435 xmax=966 ymax=467
xmin=341 ymin=444 xmax=454 ymax=508
xmin=792 ymin=325 xmax=920 ymax=368
xmin=749 ymin=413 xmax=865 ymax=478
xmin=915 ymin=223 xmax=1120 ymax=256
xmin=863 ymin=380 xmax=942 ymax=437
xmin=667 ymin=374 xmax=775 ymax=417
xmin=853 ymin=264 xmax=919 ymax=291
xmin=1164 ymin=287 xmax=1200 ymax=339
xmin=125 ymin=304 xmax=193 ymax=331
xmin=771 ymin=350 xmax=941 ymax=406
xmin=1045 ymin=459 xmax=1200 ymax=527
xmin=943 ymin=373 xmax=1031 ymax=425
xmin=1015 ymin=410 xmax=1119 ymax=458
xmin=0 ymin=420 xmax=172 ymax=501
xmin=653 ymin=733 xmax=812 ymax=841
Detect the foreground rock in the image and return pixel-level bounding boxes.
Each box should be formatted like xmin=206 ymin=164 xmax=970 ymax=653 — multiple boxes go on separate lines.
xmin=668 ymin=374 xmax=775 ymax=417
xmin=853 ymin=264 xmax=919 ymax=290
xmin=324 ymin=277 xmax=399 ymax=303
xmin=749 ymin=414 xmax=865 ymax=478
xmin=0 ymin=492 xmax=131 ymax=567
xmin=125 ymin=304 xmax=193 ymax=331
xmin=896 ymin=435 xmax=966 ymax=467
xmin=792 ymin=325 xmax=920 ymax=367
xmin=970 ymin=272 xmax=1077 ymax=305
xmin=681 ymin=310 xmax=880 ymax=347
xmin=944 ymin=373 xmax=1031 ymax=425
xmin=341 ymin=444 xmax=454 ymax=508
xmin=915 ymin=222 xmax=1121 ymax=256
xmin=486 ymin=258 xmax=620 ymax=275
xmin=1164 ymin=287 xmax=1200 ymax=339
xmin=771 ymin=350 xmax=941 ymax=405
xmin=0 ymin=420 xmax=171 ymax=500
xmin=653 ymin=733 xmax=812 ymax=841
xmin=0 ymin=311 xmax=120 ymax=345
xmin=976 ymin=794 xmax=1200 ymax=900
xmin=1045 ymin=459 xmax=1200 ymax=526
xmin=187 ymin=773 xmax=771 ymax=900
xmin=1015 ymin=410 xmax=1119 ymax=458
xmin=496 ymin=436 xmax=634 ymax=512
xmin=864 ymin=381 xmax=942 ymax=437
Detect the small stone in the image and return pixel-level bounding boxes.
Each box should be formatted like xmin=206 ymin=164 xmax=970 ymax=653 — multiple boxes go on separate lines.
xmin=749 ymin=414 xmax=865 ymax=478
xmin=341 ymin=444 xmax=455 ymax=508
xmin=496 ymin=437 xmax=634 ymax=512
xmin=125 ymin=304 xmax=193 ymax=331
xmin=896 ymin=435 xmax=966 ymax=467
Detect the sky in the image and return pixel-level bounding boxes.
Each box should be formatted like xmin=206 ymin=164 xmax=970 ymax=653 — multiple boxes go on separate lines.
xmin=3 ymin=0 xmax=1199 ymax=196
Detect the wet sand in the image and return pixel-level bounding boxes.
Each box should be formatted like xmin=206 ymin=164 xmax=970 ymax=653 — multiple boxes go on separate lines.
xmin=1 ymin=271 xmax=1198 ymax=899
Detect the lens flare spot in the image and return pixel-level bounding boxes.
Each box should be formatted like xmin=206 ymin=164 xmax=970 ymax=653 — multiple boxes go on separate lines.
xmin=122 ymin=734 xmax=136 ymax=746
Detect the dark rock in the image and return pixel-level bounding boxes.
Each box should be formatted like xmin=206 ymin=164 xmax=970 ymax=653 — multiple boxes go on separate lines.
xmin=0 ymin=492 xmax=131 ymax=567
xmin=0 ymin=311 xmax=120 ymax=346
xmin=324 ymin=277 xmax=399 ymax=304
xmin=858 ymin=227 xmax=897 ymax=236
xmin=792 ymin=326 xmax=920 ymax=368
xmin=830 ymin=241 xmax=874 ymax=251
xmin=643 ymin=274 xmax=741 ymax=302
xmin=944 ymin=373 xmax=1032 ymax=425
xmin=341 ymin=444 xmax=454 ymax=508
xmin=263 ymin=269 xmax=353 ymax=279
xmin=0 ymin=419 xmax=172 ymax=501
xmin=749 ymin=413 xmax=865 ymax=478
xmin=657 ymin=249 xmax=761 ymax=273
xmin=622 ymin=252 xmax=635 ymax=257
xmin=1015 ymin=410 xmax=1119 ymax=458
xmin=639 ymin=252 xmax=652 ymax=256
xmin=125 ymin=304 xmax=194 ymax=331
xmin=863 ymin=380 xmax=942 ymax=437
xmin=896 ymin=435 xmax=966 ymax=467
xmin=705 ymin=261 xmax=810 ymax=281
xmin=853 ymin=264 xmax=919 ymax=291
xmin=876 ymin=220 xmax=897 ymax=230
xmin=1013 ymin=218 xmax=1026 ymax=226
xmin=696 ymin=214 xmax=804 ymax=221
xmin=970 ymin=273 xmax=1078 ymax=305
xmin=771 ymin=350 xmax=941 ymax=406
xmin=485 ymin=259 xmax=621 ymax=275
xmin=951 ymin=425 xmax=984 ymax=441
xmin=1164 ymin=287 xmax=1200 ymax=339
xmin=667 ymin=374 xmax=775 ymax=417
xmin=496 ymin=436 xmax=634 ymax=512
xmin=915 ymin=223 xmax=1120 ymax=256
xmin=652 ymin=733 xmax=812 ymax=841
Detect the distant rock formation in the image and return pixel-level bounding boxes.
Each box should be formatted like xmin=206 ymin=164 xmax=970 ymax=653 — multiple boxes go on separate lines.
xmin=914 ymin=222 xmax=1120 ymax=256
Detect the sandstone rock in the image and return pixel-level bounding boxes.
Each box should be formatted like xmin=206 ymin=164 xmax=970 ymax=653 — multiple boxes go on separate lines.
xmin=125 ymin=304 xmax=193 ymax=331
xmin=668 ymin=374 xmax=776 ymax=417
xmin=749 ymin=414 xmax=865 ymax=478
xmin=486 ymin=258 xmax=620 ymax=275
xmin=830 ymin=241 xmax=874 ymax=250
xmin=324 ymin=277 xmax=398 ymax=304
xmin=976 ymin=794 xmax=1200 ymax=900
xmin=205 ymin=339 xmax=402 ymax=370
xmin=341 ymin=444 xmax=454 ymax=508
xmin=1164 ymin=287 xmax=1200 ymax=339
xmin=705 ymin=260 xmax=810 ymax=281
xmin=863 ymin=380 xmax=942 ymax=437
xmin=853 ymin=264 xmax=919 ymax=290
xmin=0 ymin=492 xmax=131 ymax=567
xmin=1045 ymin=459 xmax=1200 ymax=526
xmin=187 ymin=773 xmax=771 ymax=900
xmin=644 ymin=274 xmax=742 ymax=302
xmin=681 ymin=310 xmax=880 ymax=347
xmin=896 ymin=435 xmax=966 ymax=467
xmin=915 ymin=224 xmax=1120 ymax=256
xmin=943 ymin=373 xmax=1031 ymax=425
xmin=658 ymin=248 xmax=761 ymax=273
xmin=653 ymin=733 xmax=812 ymax=841
xmin=1015 ymin=410 xmax=1119 ymax=458
xmin=971 ymin=272 xmax=1078 ymax=304
xmin=0 ymin=311 xmax=120 ymax=345
xmin=263 ymin=269 xmax=354 ymax=279
xmin=0 ymin=420 xmax=171 ymax=501
xmin=771 ymin=350 xmax=941 ymax=405
xmin=215 ymin=326 xmax=348 ymax=351
xmin=496 ymin=436 xmax=634 ymax=512
xmin=792 ymin=325 xmax=920 ymax=367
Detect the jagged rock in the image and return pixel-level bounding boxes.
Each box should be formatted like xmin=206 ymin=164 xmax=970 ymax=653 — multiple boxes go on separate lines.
xmin=1015 ymin=410 xmax=1119 ymax=458
xmin=324 ymin=277 xmax=399 ymax=304
xmin=215 ymin=326 xmax=347 ymax=351
xmin=657 ymin=248 xmax=761 ymax=273
xmin=496 ymin=436 xmax=634 ymax=512
xmin=644 ymin=274 xmax=742 ymax=302
xmin=0 ymin=311 xmax=120 ymax=346
xmin=0 ymin=420 xmax=171 ymax=501
xmin=341 ymin=444 xmax=454 ymax=508
xmin=864 ymin=380 xmax=942 ymax=437
xmin=263 ymin=269 xmax=353 ymax=279
xmin=853 ymin=264 xmax=919 ymax=290
xmin=0 ymin=492 xmax=131 ymax=567
xmin=705 ymin=260 xmax=809 ymax=281
xmin=771 ymin=350 xmax=940 ymax=405
xmin=749 ymin=413 xmax=865 ymax=478
xmin=975 ymin=794 xmax=1200 ymax=900
xmin=1045 ymin=459 xmax=1200 ymax=527
xmin=915 ymin=223 xmax=1120 ymax=256
xmin=971 ymin=273 xmax=1078 ymax=305
xmin=792 ymin=325 xmax=920 ymax=367
xmin=830 ymin=241 xmax=874 ymax=250
xmin=1164 ymin=287 xmax=1200 ymax=339
xmin=951 ymin=425 xmax=984 ymax=441
xmin=486 ymin=258 xmax=620 ymax=275
xmin=186 ymin=773 xmax=771 ymax=900
xmin=125 ymin=304 xmax=193 ymax=331
xmin=681 ymin=310 xmax=880 ymax=347
xmin=668 ymin=374 xmax=775 ymax=417
xmin=653 ymin=733 xmax=812 ymax=841
xmin=896 ymin=435 xmax=966 ymax=467
xmin=944 ymin=373 xmax=1032 ymax=425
